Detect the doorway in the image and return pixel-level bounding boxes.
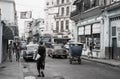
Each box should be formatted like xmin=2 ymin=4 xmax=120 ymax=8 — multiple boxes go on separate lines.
xmin=112 ymin=38 xmax=117 ymax=59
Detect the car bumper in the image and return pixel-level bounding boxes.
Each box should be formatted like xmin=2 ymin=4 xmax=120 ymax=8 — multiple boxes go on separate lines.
xmin=23 ymin=55 xmax=33 ymax=59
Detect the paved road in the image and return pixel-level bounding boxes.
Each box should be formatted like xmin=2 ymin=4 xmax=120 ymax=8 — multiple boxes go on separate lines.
xmin=21 ymin=56 xmax=120 ymax=79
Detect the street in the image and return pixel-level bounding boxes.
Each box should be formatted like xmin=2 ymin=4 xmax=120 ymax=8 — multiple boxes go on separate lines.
xmin=21 ymin=56 xmax=120 ymax=79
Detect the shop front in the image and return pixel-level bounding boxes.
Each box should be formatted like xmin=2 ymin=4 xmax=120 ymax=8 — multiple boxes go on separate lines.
xmin=78 ymin=22 xmax=101 ymax=58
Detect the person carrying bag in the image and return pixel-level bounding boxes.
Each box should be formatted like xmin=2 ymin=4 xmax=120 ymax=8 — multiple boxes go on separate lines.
xmin=35 ymin=41 xmax=46 ymax=77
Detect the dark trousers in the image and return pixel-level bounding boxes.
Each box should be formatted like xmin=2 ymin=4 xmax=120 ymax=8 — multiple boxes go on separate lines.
xmin=37 ymin=59 xmax=45 ymax=71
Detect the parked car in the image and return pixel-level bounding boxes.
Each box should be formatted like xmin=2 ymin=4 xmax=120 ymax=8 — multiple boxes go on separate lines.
xmin=47 ymin=44 xmax=68 ymax=58
xmin=23 ymin=43 xmax=39 ymax=61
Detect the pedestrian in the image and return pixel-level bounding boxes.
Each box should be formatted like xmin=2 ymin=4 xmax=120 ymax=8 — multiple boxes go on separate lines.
xmin=8 ymin=41 xmax=13 ymax=62
xmin=88 ymin=42 xmax=93 ymax=57
xmin=13 ymin=42 xmax=16 ymax=55
xmin=36 ymin=41 xmax=46 ymax=77
xmin=15 ymin=42 xmax=21 ymax=62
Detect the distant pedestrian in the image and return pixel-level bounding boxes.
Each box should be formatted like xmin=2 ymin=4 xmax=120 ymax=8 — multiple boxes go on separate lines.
xmin=88 ymin=42 xmax=93 ymax=57
xmin=8 ymin=41 xmax=13 ymax=62
xmin=15 ymin=42 xmax=21 ymax=62
xmin=36 ymin=41 xmax=46 ymax=77
xmin=13 ymin=42 xmax=16 ymax=55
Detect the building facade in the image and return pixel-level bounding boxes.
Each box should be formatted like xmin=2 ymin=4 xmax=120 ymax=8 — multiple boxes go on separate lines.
xmin=70 ymin=0 xmax=120 ymax=60
xmin=24 ymin=18 xmax=45 ymax=43
xmin=70 ymin=0 xmax=106 ymax=58
xmin=45 ymin=0 xmax=75 ymax=41
xmin=103 ymin=0 xmax=120 ymax=60
xmin=0 ymin=0 xmax=18 ymax=39
xmin=0 ymin=0 xmax=17 ymax=63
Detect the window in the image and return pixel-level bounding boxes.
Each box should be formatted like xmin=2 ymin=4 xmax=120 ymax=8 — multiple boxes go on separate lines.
xmin=61 ymin=21 xmax=64 ymax=32
xmin=67 ymin=0 xmax=69 ymax=2
xmin=91 ymin=0 xmax=99 ymax=7
xmin=56 ymin=13 xmax=59 ymax=17
xmin=112 ymin=27 xmax=116 ymax=36
xmin=61 ymin=7 xmax=64 ymax=16
xmin=52 ymin=1 xmax=54 ymax=5
xmin=56 ymin=21 xmax=59 ymax=32
xmin=57 ymin=0 xmax=59 ymax=4
xmin=66 ymin=7 xmax=69 ymax=15
xmin=111 ymin=0 xmax=120 ymax=4
xmin=66 ymin=20 xmax=69 ymax=30
xmin=46 ymin=2 xmax=49 ymax=5
xmin=62 ymin=0 xmax=64 ymax=4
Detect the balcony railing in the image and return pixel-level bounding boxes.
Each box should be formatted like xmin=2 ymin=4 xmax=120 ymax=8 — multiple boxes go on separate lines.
xmin=70 ymin=9 xmax=80 ymax=18
xmin=70 ymin=6 xmax=102 ymax=21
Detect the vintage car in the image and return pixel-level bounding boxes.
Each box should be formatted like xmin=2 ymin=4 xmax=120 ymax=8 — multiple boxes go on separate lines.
xmin=23 ymin=43 xmax=39 ymax=61
xmin=47 ymin=44 xmax=68 ymax=58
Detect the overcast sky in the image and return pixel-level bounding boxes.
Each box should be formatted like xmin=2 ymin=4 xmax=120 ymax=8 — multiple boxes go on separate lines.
xmin=15 ymin=0 xmax=46 ymax=37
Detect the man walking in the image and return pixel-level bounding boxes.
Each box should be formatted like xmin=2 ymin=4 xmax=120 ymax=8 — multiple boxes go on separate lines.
xmin=8 ymin=41 xmax=13 ymax=62
xmin=15 ymin=42 xmax=21 ymax=62
xmin=36 ymin=41 xmax=46 ymax=77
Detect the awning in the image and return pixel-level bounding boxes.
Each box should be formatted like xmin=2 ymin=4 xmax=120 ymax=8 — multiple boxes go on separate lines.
xmin=3 ymin=26 xmax=14 ymax=40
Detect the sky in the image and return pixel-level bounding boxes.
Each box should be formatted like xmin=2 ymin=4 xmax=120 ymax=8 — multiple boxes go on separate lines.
xmin=15 ymin=0 xmax=46 ymax=37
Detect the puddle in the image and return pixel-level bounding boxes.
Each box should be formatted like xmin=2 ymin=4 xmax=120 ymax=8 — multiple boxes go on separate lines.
xmin=0 ymin=66 xmax=6 ymax=69
xmin=24 ymin=76 xmax=36 ymax=79
xmin=53 ymin=76 xmax=65 ymax=79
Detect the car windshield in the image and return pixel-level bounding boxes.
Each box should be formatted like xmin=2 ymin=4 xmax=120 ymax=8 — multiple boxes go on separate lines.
xmin=27 ymin=46 xmax=38 ymax=51
xmin=54 ymin=45 xmax=62 ymax=49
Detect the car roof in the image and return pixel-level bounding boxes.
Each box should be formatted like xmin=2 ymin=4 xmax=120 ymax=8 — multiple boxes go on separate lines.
xmin=26 ymin=44 xmax=39 ymax=47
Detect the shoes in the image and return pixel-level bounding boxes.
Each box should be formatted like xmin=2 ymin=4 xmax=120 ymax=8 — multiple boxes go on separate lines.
xmin=41 ymin=71 xmax=45 ymax=77
xmin=37 ymin=74 xmax=41 ymax=77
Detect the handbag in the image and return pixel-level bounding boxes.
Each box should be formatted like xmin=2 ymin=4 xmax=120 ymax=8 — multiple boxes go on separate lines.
xmin=33 ymin=53 xmax=41 ymax=60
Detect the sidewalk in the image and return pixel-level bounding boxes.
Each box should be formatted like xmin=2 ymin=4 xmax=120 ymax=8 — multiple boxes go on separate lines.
xmin=0 ymin=57 xmax=24 ymax=79
xmin=82 ymin=56 xmax=120 ymax=67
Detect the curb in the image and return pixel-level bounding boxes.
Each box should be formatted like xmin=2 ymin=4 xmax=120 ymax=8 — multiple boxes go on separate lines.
xmin=82 ymin=57 xmax=120 ymax=68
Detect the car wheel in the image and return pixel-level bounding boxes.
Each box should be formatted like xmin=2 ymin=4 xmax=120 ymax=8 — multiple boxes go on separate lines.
xmin=69 ymin=58 xmax=72 ymax=64
xmin=78 ymin=58 xmax=81 ymax=64
xmin=52 ymin=55 xmax=55 ymax=58
xmin=23 ymin=57 xmax=27 ymax=61
xmin=48 ymin=54 xmax=50 ymax=57
xmin=64 ymin=55 xmax=67 ymax=59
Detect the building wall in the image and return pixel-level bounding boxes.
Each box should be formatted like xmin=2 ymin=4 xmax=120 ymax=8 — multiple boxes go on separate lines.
xmin=104 ymin=5 xmax=120 ymax=60
xmin=70 ymin=0 xmax=106 ymax=58
xmin=0 ymin=1 xmax=15 ymax=24
xmin=0 ymin=11 xmax=3 ymax=63
xmin=45 ymin=0 xmax=75 ymax=40
xmin=0 ymin=0 xmax=17 ymax=63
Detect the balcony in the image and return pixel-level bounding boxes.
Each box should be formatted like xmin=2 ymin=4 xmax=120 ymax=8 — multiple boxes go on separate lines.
xmin=70 ymin=9 xmax=81 ymax=21
xmin=54 ymin=15 xmax=69 ymax=19
xmin=70 ymin=6 xmax=102 ymax=21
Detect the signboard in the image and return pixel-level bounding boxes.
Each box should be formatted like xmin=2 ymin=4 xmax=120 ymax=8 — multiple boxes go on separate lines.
xmin=20 ymin=11 xmax=32 ymax=19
